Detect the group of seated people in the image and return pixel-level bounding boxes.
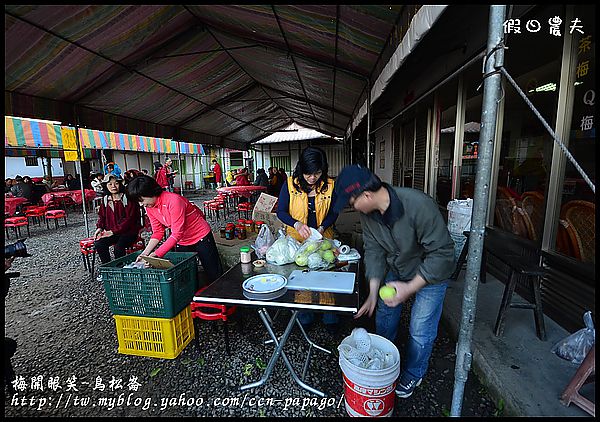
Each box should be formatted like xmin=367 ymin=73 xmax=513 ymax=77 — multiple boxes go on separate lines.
xmin=5 ymin=175 xmax=67 ymax=204
xmin=222 ymin=167 xmax=287 ymax=197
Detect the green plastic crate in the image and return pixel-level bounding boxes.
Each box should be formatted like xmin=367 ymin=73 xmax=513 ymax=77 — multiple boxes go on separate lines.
xmin=100 ymin=251 xmax=198 ymax=318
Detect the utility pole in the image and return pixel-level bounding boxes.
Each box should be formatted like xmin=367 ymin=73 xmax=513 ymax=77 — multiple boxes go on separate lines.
xmin=450 ymin=5 xmax=506 ymax=417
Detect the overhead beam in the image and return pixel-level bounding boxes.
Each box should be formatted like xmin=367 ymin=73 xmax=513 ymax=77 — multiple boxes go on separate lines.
xmin=272 ymin=5 xmax=320 ymax=131
xmin=193 ymin=15 xmax=369 ymax=81
xmin=6 ymin=11 xmax=269 ymax=135
xmin=275 ymin=108 xmax=346 ymax=132
xmin=331 ymin=6 xmax=340 ymax=127
xmin=260 ymin=83 xmax=351 ymax=118
xmin=175 ymin=81 xmax=259 ymax=127
xmin=68 ymin=23 xmax=210 ymax=104
xmin=150 ymin=44 xmax=260 ymax=59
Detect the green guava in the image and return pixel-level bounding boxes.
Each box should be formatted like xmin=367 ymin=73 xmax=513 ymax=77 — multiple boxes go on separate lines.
xmin=379 ymin=285 xmax=396 ymax=300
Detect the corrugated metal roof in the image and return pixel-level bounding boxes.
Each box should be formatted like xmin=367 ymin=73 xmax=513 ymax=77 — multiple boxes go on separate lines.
xmin=253 ymin=125 xmax=338 ymax=144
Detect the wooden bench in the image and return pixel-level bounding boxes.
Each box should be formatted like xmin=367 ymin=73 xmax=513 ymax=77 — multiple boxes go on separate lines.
xmin=452 ymin=227 xmax=547 ymax=341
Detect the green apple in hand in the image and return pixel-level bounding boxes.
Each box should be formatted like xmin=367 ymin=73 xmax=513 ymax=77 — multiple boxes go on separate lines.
xmin=379 ymin=285 xmax=397 ymax=300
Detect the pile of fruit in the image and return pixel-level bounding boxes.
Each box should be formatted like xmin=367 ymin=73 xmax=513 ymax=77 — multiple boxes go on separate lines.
xmin=294 ymin=238 xmax=339 ymax=269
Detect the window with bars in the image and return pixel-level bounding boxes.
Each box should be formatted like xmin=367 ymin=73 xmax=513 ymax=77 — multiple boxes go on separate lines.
xmin=270 ymin=156 xmax=291 ymax=173
xmin=230 ymin=152 xmax=244 ymax=167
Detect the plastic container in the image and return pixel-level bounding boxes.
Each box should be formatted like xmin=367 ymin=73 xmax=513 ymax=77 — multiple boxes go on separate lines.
xmin=113 ymin=305 xmax=194 ymax=359
xmin=339 ymin=333 xmax=400 ymax=417
xmin=240 ymin=246 xmax=252 ymax=264
xmin=219 ymin=227 xmax=226 ymax=238
xmin=225 ymin=227 xmax=235 ymax=240
xmin=245 ymin=219 xmax=254 ymax=233
xmin=255 ymin=220 xmax=264 ymax=233
xmin=447 ymin=199 xmax=473 ymax=263
xmin=236 ymin=225 xmax=246 ymax=240
xmin=100 ymin=251 xmax=198 ymax=318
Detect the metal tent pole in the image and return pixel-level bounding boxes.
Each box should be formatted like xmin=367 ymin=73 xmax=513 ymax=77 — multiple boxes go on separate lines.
xmin=176 ymin=140 xmax=184 ymax=194
xmin=450 ymin=5 xmax=506 ymax=417
xmin=366 ymin=80 xmax=372 ymax=169
xmin=73 ymin=112 xmax=90 ymax=237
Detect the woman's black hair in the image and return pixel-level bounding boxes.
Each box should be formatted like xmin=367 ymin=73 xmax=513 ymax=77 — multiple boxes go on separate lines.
xmin=292 ymin=146 xmax=329 ymax=194
xmin=101 ymin=175 xmax=125 ymax=196
xmin=153 ymin=161 xmax=163 ymax=171
xmin=126 ymin=175 xmax=164 ymax=202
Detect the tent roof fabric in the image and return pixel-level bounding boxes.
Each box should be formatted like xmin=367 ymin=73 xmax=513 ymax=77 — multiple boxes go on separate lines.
xmin=5 ymin=5 xmax=419 ymax=148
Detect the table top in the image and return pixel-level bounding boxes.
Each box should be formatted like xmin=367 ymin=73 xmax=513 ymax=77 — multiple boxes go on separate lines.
xmin=194 ymin=261 xmax=361 ymax=314
xmin=5 ymin=197 xmax=28 ymax=203
xmin=217 ymin=185 xmax=267 ymax=193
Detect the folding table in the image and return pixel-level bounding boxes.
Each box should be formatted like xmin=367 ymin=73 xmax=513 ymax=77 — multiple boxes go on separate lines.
xmin=193 ymin=261 xmax=361 ymax=397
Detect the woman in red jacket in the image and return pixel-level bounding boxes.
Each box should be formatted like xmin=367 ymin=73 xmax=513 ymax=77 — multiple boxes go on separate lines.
xmin=94 ymin=174 xmax=142 ymax=264
xmin=153 ymin=161 xmax=168 ymax=190
xmin=126 ymin=175 xmax=223 ymax=284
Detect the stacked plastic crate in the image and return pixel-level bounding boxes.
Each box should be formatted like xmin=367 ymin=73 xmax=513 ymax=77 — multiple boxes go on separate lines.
xmin=99 ymin=251 xmax=198 ymax=359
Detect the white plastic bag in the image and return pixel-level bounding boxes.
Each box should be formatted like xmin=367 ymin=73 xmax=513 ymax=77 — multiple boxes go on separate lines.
xmin=551 ymin=311 xmax=595 ymax=365
xmin=265 ymin=230 xmax=300 ymax=265
xmin=252 ymin=224 xmax=275 ymax=259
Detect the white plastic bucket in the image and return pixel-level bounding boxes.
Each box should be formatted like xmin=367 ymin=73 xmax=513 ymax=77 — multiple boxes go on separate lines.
xmin=338 ymin=333 xmax=400 ymax=417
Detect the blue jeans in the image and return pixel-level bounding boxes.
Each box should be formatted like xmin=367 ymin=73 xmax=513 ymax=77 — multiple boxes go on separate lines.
xmin=298 ymin=311 xmax=339 ymax=326
xmin=376 ymin=271 xmax=449 ymax=381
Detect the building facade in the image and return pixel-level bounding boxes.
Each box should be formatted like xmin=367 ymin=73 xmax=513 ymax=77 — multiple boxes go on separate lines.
xmin=355 ymin=4 xmax=594 ymax=332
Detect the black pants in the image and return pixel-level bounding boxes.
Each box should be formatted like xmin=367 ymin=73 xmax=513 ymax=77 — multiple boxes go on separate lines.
xmin=175 ymin=231 xmax=223 ymax=287
xmin=95 ymin=233 xmax=139 ymax=264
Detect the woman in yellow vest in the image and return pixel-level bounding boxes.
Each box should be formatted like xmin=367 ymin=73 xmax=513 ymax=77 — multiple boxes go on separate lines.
xmin=276 ymin=146 xmax=340 ymax=333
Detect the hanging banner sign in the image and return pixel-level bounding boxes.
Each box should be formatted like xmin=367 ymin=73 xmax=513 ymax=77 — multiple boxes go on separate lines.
xmin=61 ymin=127 xmax=83 ymax=161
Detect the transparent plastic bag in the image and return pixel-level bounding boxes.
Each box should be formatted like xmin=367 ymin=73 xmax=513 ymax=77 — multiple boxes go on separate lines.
xmin=293 ymin=238 xmax=336 ymax=268
xmin=551 ymin=311 xmax=595 ymax=365
xmin=265 ymin=230 xmax=300 ymax=265
xmin=252 ymin=224 xmax=275 ymax=259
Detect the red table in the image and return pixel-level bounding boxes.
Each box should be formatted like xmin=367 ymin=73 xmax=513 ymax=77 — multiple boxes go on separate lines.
xmin=217 ymin=185 xmax=267 ymax=199
xmin=5 ymin=197 xmax=28 ymax=216
xmin=41 ymin=189 xmax=97 ymax=206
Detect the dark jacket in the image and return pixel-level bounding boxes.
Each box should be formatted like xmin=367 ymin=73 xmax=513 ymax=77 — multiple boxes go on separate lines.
xmin=361 ymin=185 xmax=455 ymax=285
xmin=254 ymin=172 xmax=269 ymax=188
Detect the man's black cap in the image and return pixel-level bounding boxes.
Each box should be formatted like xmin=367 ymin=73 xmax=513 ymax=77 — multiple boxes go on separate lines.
xmin=332 ymin=165 xmax=377 ymax=213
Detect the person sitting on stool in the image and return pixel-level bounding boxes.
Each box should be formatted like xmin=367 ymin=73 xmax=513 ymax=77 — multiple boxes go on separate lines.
xmin=94 ymin=174 xmax=142 ymax=265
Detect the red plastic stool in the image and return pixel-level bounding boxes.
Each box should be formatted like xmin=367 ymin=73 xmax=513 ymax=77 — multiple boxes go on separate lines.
xmin=207 ymin=201 xmax=225 ymax=221
xmin=45 ymin=209 xmax=67 ymax=229
xmin=79 ymin=237 xmax=97 ymax=274
xmin=25 ymin=206 xmax=47 ymax=226
xmin=237 ymin=202 xmax=254 ymax=220
xmin=191 ymin=287 xmax=237 ymax=355
xmin=125 ymin=236 xmax=145 ymax=254
xmin=5 ymin=216 xmax=30 ymax=239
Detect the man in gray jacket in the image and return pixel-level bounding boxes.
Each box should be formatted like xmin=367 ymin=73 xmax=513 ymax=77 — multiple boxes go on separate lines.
xmin=333 ymin=165 xmax=455 ymax=399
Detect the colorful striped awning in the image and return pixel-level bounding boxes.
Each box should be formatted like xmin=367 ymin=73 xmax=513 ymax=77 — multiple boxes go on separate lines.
xmin=5 ymin=116 xmax=63 ymax=148
xmin=178 ymin=142 xmax=205 ymax=155
xmin=5 ymin=116 xmax=205 ymax=155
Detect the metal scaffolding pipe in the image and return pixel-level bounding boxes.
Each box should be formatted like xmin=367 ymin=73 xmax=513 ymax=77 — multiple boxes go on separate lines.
xmin=450 ymin=5 xmax=506 ymax=417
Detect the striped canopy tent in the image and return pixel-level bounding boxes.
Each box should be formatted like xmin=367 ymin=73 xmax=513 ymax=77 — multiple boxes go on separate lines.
xmin=4 ymin=5 xmax=435 ymax=149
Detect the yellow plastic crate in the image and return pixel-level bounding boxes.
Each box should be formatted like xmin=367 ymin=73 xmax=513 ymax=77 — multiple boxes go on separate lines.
xmin=113 ymin=305 xmax=194 ymax=359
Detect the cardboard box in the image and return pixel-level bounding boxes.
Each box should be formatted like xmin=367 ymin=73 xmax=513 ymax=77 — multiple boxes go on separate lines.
xmin=252 ymin=193 xmax=285 ymax=234
xmin=253 ymin=193 xmax=278 ymax=214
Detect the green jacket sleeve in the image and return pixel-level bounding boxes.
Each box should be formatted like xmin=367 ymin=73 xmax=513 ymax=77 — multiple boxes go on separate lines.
xmin=413 ymin=197 xmax=456 ymax=284
xmin=360 ymin=215 xmax=388 ymax=283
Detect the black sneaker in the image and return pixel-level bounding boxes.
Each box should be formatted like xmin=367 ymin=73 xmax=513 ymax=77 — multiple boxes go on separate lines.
xmin=395 ymin=373 xmax=422 ymax=398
